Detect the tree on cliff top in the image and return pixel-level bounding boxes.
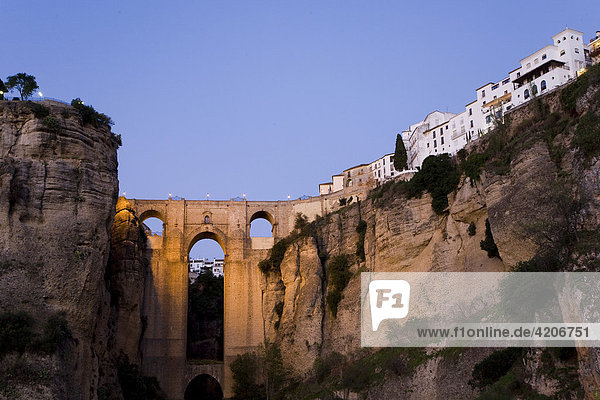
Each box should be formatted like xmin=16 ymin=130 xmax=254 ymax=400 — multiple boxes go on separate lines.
xmin=394 ymin=133 xmax=408 ymax=171
xmin=0 ymin=79 xmax=7 ymax=100
xmin=5 ymin=73 xmax=39 ymax=101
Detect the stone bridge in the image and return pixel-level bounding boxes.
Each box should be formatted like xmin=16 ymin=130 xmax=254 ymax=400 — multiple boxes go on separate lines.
xmin=130 ymin=196 xmax=348 ymax=399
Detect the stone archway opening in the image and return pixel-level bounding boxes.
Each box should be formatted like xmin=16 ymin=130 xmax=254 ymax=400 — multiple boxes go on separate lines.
xmin=187 ymin=233 xmax=225 ymax=362
xmin=139 ymin=210 xmax=165 ymax=236
xmin=184 ymin=374 xmax=223 ymax=400
xmin=249 ymin=211 xmax=274 ymax=237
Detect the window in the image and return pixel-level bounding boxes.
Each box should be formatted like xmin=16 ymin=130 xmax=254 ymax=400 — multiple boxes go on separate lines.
xmin=469 ymin=108 xmax=472 ymax=116
xmin=575 ymin=48 xmax=580 ymax=54
xmin=532 ymin=84 xmax=538 ymax=95
xmin=526 ymin=63 xmax=531 ymax=68
xmin=427 ymin=143 xmax=430 ymax=148
xmin=470 ymin=120 xmax=474 ymax=128
xmin=541 ymin=80 xmax=546 ymax=91
xmin=560 ymin=50 xmax=565 ymax=56
xmin=534 ymin=58 xmax=539 ymax=65
xmin=524 ymin=89 xmax=530 ymax=99
xmin=517 ymin=72 xmax=521 ymax=78
xmin=486 ymin=116 xmax=491 ymax=124
xmin=502 ymin=78 xmax=510 ymax=85
xmin=481 ymin=90 xmax=485 ymax=98
xmin=433 ymin=131 xmax=436 ymax=138
xmin=434 ymin=140 xmax=437 ymax=148
xmin=441 ymin=137 xmax=444 ymax=145
xmin=204 ymin=216 xmax=210 ymax=224
xmin=542 ymin=54 xmax=547 ymax=60
xmin=492 ymin=84 xmax=499 ymax=90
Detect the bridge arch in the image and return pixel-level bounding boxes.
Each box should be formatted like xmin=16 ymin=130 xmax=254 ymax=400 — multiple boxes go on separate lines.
xmin=249 ymin=210 xmax=274 ymax=225
xmin=186 ymin=227 xmax=228 ymax=259
xmin=139 ymin=209 xmax=165 ymax=223
xmin=184 ymin=374 xmax=223 ymax=400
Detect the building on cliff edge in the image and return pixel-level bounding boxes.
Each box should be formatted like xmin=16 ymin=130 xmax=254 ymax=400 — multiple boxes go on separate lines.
xmin=403 ymin=27 xmax=598 ymax=170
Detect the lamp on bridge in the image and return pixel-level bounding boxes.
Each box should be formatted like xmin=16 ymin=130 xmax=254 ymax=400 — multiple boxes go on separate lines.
xmin=243 ymin=193 xmax=246 ymax=199
xmin=38 ymin=91 xmax=43 ymax=98
xmin=206 ymin=193 xmax=210 ymax=200
xmin=287 ymin=194 xmax=291 ymax=200
xmin=168 ymin=192 xmax=172 ymax=199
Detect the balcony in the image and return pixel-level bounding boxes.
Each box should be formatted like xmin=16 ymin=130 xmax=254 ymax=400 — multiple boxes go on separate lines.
xmin=482 ymin=92 xmax=512 ymax=109
xmin=513 ymin=59 xmax=566 ymax=87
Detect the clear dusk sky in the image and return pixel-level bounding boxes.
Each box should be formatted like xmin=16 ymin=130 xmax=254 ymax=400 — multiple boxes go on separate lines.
xmin=2 ymin=1 xmax=599 ymax=202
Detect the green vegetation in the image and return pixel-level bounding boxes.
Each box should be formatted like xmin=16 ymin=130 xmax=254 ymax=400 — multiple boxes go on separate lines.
xmin=461 ymin=152 xmax=488 ymax=183
xmin=5 ymin=73 xmax=39 ymax=100
xmin=37 ymin=313 xmax=71 ymax=354
xmin=560 ymin=62 xmax=600 ymax=114
xmin=0 ymin=78 xmax=7 ymax=99
xmin=258 ymin=237 xmax=291 ymax=275
xmin=273 ymin=301 xmax=284 ymax=330
xmin=469 ymin=348 xmax=523 ymax=389
xmin=475 ymin=372 xmax=551 ymax=400
xmin=71 ymin=98 xmax=114 ymax=127
xmin=42 ymin=115 xmax=59 ymax=133
xmin=258 ymin=215 xmax=321 ymax=276
xmin=573 ymin=110 xmax=600 ymax=161
xmin=0 ymin=310 xmax=71 ymax=373
xmin=116 ymin=353 xmax=166 ymax=400
xmin=468 ymin=222 xmax=476 ymax=236
xmin=326 ymin=254 xmax=351 ymax=318
xmin=394 ymin=133 xmax=407 ymax=171
xmin=187 ymin=271 xmax=224 ymax=361
xmin=27 ymin=101 xmax=50 ymax=119
xmin=0 ymin=312 xmax=34 ymax=356
xmin=408 ymin=153 xmax=460 ymax=214
xmin=231 ymin=341 xmax=286 ymax=400
xmin=355 ymin=219 xmax=367 ymax=262
xmin=480 ymin=218 xmax=500 ymax=259
xmin=294 ymin=212 xmax=308 ymax=230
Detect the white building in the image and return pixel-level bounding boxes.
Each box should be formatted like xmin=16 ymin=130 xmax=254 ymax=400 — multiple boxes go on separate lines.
xmin=189 ymin=258 xmax=224 ymax=278
xmin=404 ymin=111 xmax=456 ymax=169
xmin=403 ymin=28 xmax=596 ymax=170
xmin=369 ymin=153 xmax=401 ymax=184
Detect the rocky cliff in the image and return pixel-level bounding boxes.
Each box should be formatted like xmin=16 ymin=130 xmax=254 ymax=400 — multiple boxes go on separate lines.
xmin=259 ymin=66 xmax=600 ymax=399
xmin=0 ymin=100 xmax=123 ymax=399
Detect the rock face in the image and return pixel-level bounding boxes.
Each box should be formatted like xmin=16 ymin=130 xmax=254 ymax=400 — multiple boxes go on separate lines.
xmin=106 ymin=197 xmax=148 ymax=366
xmin=259 ymin=82 xmax=600 ymax=399
xmin=0 ymin=100 xmax=119 ymax=399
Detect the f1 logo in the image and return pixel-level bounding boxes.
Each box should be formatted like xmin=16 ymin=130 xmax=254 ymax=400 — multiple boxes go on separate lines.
xmin=369 ymin=280 xmax=410 ymax=331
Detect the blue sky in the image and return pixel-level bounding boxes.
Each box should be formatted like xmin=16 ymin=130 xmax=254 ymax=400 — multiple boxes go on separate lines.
xmin=3 ymin=1 xmax=598 ymax=256
xmin=3 ymin=1 xmax=598 ymax=201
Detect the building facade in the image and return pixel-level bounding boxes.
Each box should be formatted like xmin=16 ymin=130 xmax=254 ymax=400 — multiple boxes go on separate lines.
xmin=403 ymin=28 xmax=597 ymax=170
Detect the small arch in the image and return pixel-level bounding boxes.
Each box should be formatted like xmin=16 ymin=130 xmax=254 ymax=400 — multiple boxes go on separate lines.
xmin=249 ymin=211 xmax=274 ymax=238
xmin=532 ymin=84 xmax=538 ymax=95
xmin=541 ymin=80 xmax=547 ymax=91
xmin=184 ymin=374 xmax=223 ymax=400
xmin=204 ymin=215 xmax=210 ymax=224
xmin=524 ymin=89 xmax=530 ymax=99
xmin=249 ymin=210 xmax=274 ymax=225
xmin=139 ymin=210 xmax=165 ymax=237
xmin=139 ymin=209 xmax=165 ymax=224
